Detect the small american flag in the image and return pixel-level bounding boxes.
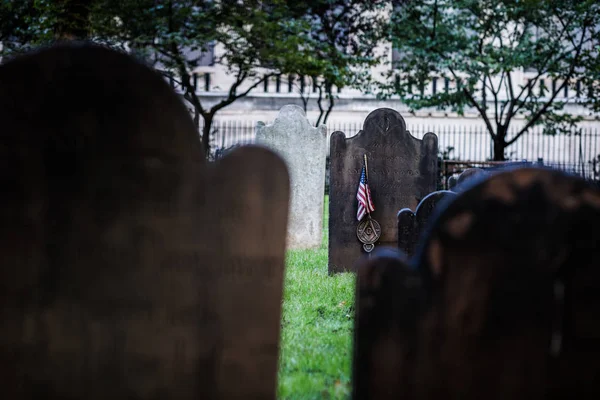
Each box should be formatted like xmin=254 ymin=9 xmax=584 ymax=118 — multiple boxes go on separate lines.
xmin=356 ymin=164 xmax=375 ymax=221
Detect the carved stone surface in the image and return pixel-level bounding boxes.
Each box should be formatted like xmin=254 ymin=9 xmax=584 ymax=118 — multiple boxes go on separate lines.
xmin=256 ymin=105 xmax=327 ymax=249
xmin=0 ymin=44 xmax=289 ymax=399
xmin=353 ymin=167 xmax=600 ymax=399
xmin=397 ymin=190 xmax=457 ymax=257
xmin=328 ymin=108 xmax=438 ymax=273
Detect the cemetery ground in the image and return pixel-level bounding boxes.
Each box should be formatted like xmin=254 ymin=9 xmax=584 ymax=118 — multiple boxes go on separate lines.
xmin=278 ymin=196 xmax=356 ymax=399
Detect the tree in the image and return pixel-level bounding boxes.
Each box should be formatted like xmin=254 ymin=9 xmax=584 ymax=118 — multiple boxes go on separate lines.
xmin=288 ymin=0 xmax=389 ymax=126
xmin=87 ymin=0 xmax=315 ymax=157
xmin=380 ymin=0 xmax=600 ymax=160
xmin=2 ymin=1 xmax=390 ymax=156
xmin=0 ymin=0 xmax=95 ymax=48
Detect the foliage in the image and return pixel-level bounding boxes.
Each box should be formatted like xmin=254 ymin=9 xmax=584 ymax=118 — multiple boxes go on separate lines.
xmin=380 ymin=0 xmax=600 ymax=160
xmin=288 ymin=0 xmax=389 ymax=126
xmin=1 ymin=1 xmax=388 ymax=157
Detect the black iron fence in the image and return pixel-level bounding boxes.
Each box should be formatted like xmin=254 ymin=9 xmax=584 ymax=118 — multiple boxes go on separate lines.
xmin=208 ymin=120 xmax=599 ymax=175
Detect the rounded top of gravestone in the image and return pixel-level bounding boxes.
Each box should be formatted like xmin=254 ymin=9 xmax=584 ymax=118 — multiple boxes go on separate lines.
xmin=278 ymin=104 xmax=307 ymax=118
xmin=453 ymin=168 xmax=489 ymax=192
xmin=415 ymin=190 xmax=457 ymax=211
xmin=258 ymin=104 xmax=326 ymax=136
xmin=457 ymin=168 xmax=487 ymax=184
xmin=272 ymin=104 xmax=312 ymax=128
xmin=448 ymin=176 xmax=458 ymax=190
xmin=0 ymin=42 xmax=203 ymax=167
xmin=362 ymin=108 xmax=407 ymax=136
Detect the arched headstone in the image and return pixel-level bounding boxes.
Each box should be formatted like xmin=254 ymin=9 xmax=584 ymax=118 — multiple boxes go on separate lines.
xmin=353 ymin=167 xmax=600 ymax=399
xmin=0 ymin=44 xmax=289 ymax=399
xmin=256 ymin=105 xmax=327 ymax=249
xmin=452 ymin=167 xmax=489 ymax=192
xmin=328 ymin=108 xmax=438 ymax=273
xmin=397 ymin=190 xmax=457 ymax=257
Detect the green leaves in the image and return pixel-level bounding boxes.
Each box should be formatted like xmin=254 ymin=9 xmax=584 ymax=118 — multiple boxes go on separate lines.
xmin=383 ymin=0 xmax=600 ymax=159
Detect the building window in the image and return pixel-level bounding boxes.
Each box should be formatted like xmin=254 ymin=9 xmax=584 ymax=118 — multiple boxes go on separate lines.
xmin=539 ymin=79 xmax=546 ymax=96
xmin=445 ymin=78 xmax=449 ymax=93
xmin=196 ymin=42 xmax=215 ymax=67
xmin=264 ymin=76 xmax=269 ymax=92
xmin=288 ymin=75 xmax=294 ymax=92
xmin=300 ymin=75 xmax=305 ymax=93
xmin=432 ymin=78 xmax=437 ymax=94
xmin=392 ymin=48 xmax=402 ymax=69
xmin=204 ymin=74 xmax=210 ymax=92
xmin=276 ymin=75 xmax=281 ymax=93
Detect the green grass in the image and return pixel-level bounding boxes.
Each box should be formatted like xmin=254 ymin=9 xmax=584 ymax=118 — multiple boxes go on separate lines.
xmin=277 ymin=196 xmax=356 ymax=400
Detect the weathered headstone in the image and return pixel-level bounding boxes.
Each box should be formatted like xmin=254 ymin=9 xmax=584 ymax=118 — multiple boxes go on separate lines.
xmin=447 ymin=175 xmax=458 ymax=190
xmin=256 ymin=105 xmax=327 ymax=249
xmin=353 ymin=167 xmax=600 ymax=399
xmin=397 ymin=190 xmax=457 ymax=257
xmin=0 ymin=44 xmax=289 ymax=399
xmin=453 ymin=167 xmax=489 ymax=192
xmin=328 ymin=108 xmax=438 ymax=273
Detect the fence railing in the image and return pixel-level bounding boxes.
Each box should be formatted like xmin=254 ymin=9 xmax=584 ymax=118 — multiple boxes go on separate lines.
xmin=205 ymin=120 xmax=600 ymax=180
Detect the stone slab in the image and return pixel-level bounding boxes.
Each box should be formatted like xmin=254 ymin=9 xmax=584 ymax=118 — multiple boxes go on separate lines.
xmin=397 ymin=190 xmax=457 ymax=257
xmin=256 ymin=105 xmax=327 ymax=249
xmin=328 ymin=108 xmax=438 ymax=273
xmin=353 ymin=167 xmax=600 ymax=399
xmin=0 ymin=43 xmax=290 ymax=400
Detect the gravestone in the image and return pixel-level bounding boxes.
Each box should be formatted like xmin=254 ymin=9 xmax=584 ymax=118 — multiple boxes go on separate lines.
xmin=256 ymin=105 xmax=327 ymax=249
xmin=328 ymin=108 xmax=438 ymax=273
xmin=454 ymin=167 xmax=488 ymax=191
xmin=0 ymin=43 xmax=289 ymax=399
xmin=447 ymin=175 xmax=458 ymax=190
xmin=353 ymin=167 xmax=600 ymax=399
xmin=397 ymin=190 xmax=457 ymax=257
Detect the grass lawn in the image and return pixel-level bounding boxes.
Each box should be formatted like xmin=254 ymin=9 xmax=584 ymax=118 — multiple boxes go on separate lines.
xmin=277 ymin=196 xmax=356 ymax=399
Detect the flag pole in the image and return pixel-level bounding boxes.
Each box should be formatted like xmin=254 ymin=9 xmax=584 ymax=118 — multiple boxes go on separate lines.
xmin=364 ymin=154 xmax=372 ymax=220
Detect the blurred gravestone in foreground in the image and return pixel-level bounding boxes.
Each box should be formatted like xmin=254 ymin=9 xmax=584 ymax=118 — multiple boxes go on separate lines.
xmin=354 ymin=167 xmax=600 ymax=400
xmin=0 ymin=43 xmax=289 ymax=400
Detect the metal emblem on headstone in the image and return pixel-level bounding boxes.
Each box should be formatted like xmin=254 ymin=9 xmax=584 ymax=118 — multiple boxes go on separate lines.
xmin=357 ymin=217 xmax=381 ymax=253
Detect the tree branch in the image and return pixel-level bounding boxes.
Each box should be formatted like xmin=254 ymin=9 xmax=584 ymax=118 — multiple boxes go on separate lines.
xmin=486 ymin=72 xmax=501 ymax=126
xmin=315 ymin=83 xmax=325 ymax=126
xmin=507 ymin=23 xmax=589 ymax=146
xmin=463 ymin=87 xmax=496 ymax=138
xmin=209 ymin=71 xmax=271 ymax=115
xmin=323 ymin=84 xmax=335 ymax=124
xmin=441 ymin=63 xmax=497 ymax=138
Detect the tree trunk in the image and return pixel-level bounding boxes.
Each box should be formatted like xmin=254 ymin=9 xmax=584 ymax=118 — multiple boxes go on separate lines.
xmin=201 ymin=114 xmax=213 ymax=159
xmin=493 ymin=127 xmax=507 ymax=161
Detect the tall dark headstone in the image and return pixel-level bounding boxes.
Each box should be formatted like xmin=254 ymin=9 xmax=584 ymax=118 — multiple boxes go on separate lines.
xmin=353 ymin=167 xmax=600 ymax=399
xmin=328 ymin=108 xmax=438 ymax=273
xmin=397 ymin=190 xmax=457 ymax=257
xmin=0 ymin=44 xmax=289 ymax=399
